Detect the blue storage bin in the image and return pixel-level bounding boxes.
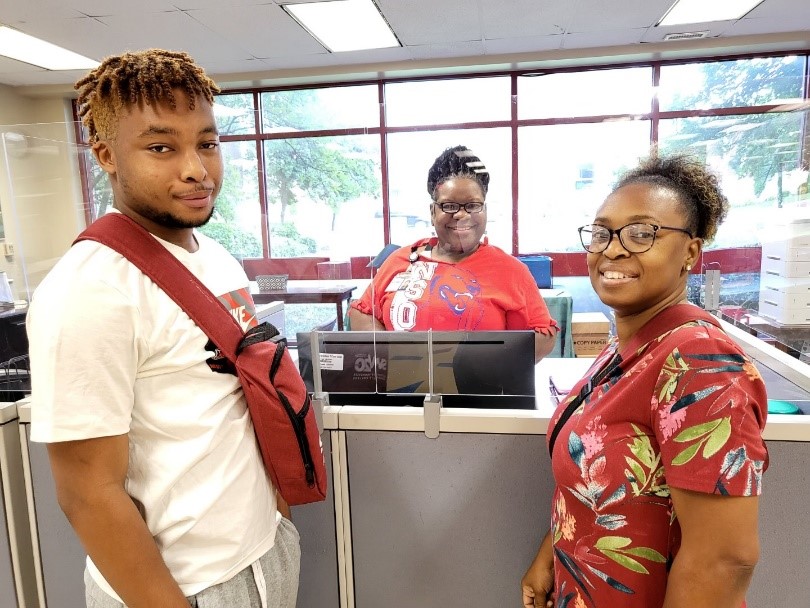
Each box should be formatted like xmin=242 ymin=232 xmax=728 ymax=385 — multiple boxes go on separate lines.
xmin=518 ymin=255 xmax=553 ymax=288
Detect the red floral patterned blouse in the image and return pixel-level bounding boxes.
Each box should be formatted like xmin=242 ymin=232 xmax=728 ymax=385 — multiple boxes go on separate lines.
xmin=547 ymin=305 xmax=768 ymax=607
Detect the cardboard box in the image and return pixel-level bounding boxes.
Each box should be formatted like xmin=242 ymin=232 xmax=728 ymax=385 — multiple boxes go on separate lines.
xmin=571 ymin=312 xmax=611 ymax=357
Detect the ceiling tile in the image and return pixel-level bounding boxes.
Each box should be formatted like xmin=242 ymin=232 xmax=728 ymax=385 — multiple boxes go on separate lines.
xmin=484 ymin=35 xmax=564 ymax=55
xmin=0 ymin=69 xmax=86 ymax=87
xmin=567 ymin=0 xmax=674 ymax=32
xmin=480 ymin=0 xmax=571 ymax=38
xmin=408 ymin=41 xmax=486 ymax=61
xmin=0 ymin=55 xmax=48 ymax=74
xmin=729 ymin=15 xmax=810 ymax=36
xmin=377 ymin=0 xmax=482 ymax=46
xmin=7 ymin=16 xmax=129 ymax=62
xmin=322 ymin=46 xmax=413 ymax=65
xmin=562 ymin=28 xmax=648 ymax=49
xmin=188 ymin=4 xmax=325 ymax=58
xmin=89 ymin=11 xmax=250 ymax=62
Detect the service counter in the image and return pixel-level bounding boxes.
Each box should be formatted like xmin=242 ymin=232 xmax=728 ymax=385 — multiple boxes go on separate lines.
xmin=307 ymin=320 xmax=810 ymax=608
xmin=5 ymin=316 xmax=810 ymax=607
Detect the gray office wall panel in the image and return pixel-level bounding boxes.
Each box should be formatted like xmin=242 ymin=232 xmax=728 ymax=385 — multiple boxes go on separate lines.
xmin=748 ymin=441 xmax=810 ymax=608
xmin=346 ymin=431 xmax=554 ymax=608
xmin=291 ymin=431 xmax=340 ymax=608
xmin=22 ymin=426 xmax=86 ymax=607
xmin=1 ymin=417 xmax=19 ymax=608
xmin=1 ymin=408 xmax=37 ymax=608
xmin=0 ymin=494 xmax=15 ymax=608
xmin=22 ymin=424 xmax=338 ymax=608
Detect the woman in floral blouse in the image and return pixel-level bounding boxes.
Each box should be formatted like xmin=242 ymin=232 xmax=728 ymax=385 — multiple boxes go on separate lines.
xmin=522 ymin=154 xmax=768 ymax=608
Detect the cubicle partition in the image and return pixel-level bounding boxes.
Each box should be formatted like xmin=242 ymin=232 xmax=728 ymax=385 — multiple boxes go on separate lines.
xmin=291 ymin=429 xmax=341 ymax=607
xmin=16 ymin=402 xmax=86 ymax=608
xmin=345 ymin=430 xmax=555 ymax=607
xmin=0 ymin=402 xmax=37 ymax=608
xmin=315 ymin=341 xmax=810 ymax=608
xmin=13 ymin=400 xmax=342 ymax=608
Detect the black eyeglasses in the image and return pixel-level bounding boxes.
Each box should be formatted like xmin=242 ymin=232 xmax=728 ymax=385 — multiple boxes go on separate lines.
xmin=578 ymin=223 xmax=694 ymax=254
xmin=433 ymin=202 xmax=485 ymax=214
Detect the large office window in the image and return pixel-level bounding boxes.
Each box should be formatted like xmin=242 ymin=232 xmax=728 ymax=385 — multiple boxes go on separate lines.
xmin=518 ymin=67 xmax=653 ymax=119
xmin=76 ymin=53 xmax=810 ymax=263
xmin=263 ymin=134 xmax=382 ymax=259
xmin=660 ymin=111 xmax=810 ymax=249
xmin=199 ymin=140 xmax=262 ymax=260
xmin=386 ymin=128 xmax=512 ymax=249
xmin=70 ymin=51 xmax=810 ymax=356
xmin=384 ymin=77 xmax=511 ymax=126
xmin=658 ymin=55 xmax=806 ymax=111
xmin=658 ymin=56 xmax=809 ymax=252
xmin=518 ymin=120 xmax=652 ymax=252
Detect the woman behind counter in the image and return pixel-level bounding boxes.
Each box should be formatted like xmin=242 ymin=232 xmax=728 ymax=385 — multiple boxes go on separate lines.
xmin=348 ymin=145 xmax=558 ymax=361
xmin=522 ymin=154 xmax=768 ymax=608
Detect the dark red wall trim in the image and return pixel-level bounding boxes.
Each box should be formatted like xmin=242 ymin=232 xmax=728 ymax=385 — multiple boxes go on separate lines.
xmin=523 ymin=246 xmax=761 ymax=277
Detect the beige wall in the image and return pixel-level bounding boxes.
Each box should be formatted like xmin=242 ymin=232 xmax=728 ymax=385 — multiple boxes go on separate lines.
xmin=0 ymin=84 xmax=85 ymax=300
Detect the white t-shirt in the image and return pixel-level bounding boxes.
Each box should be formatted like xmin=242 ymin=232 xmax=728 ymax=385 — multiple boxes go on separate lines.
xmin=27 ymin=230 xmax=278 ymax=599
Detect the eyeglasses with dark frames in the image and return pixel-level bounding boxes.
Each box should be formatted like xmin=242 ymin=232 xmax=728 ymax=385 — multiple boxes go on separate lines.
xmin=433 ymin=202 xmax=486 ymax=214
xmin=578 ymin=222 xmax=694 ymax=254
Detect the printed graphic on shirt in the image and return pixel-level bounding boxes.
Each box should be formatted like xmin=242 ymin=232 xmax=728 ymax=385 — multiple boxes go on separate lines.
xmin=389 ymin=261 xmax=436 ymax=330
xmin=206 ymin=287 xmax=258 ymax=374
xmin=218 ymin=287 xmax=258 ymax=331
xmin=429 ymin=267 xmax=484 ymax=329
xmin=388 ymin=262 xmax=485 ymax=330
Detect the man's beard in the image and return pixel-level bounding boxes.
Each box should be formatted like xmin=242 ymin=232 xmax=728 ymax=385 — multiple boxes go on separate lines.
xmin=138 ymin=205 xmax=216 ymax=229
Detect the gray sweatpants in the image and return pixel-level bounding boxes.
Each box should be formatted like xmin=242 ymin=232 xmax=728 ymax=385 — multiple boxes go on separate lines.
xmin=85 ymin=517 xmax=300 ymax=608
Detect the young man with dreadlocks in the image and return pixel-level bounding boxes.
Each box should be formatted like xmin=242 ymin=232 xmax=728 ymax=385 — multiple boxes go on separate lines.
xmin=27 ymin=49 xmax=300 ymax=608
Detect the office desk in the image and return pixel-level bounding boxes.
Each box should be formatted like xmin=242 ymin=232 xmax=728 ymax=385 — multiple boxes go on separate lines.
xmin=539 ymin=289 xmax=574 ymax=358
xmin=251 ymin=280 xmax=357 ymax=331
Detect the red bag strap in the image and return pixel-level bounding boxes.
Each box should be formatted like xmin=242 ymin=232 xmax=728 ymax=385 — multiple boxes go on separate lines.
xmin=75 ymin=213 xmax=243 ymax=361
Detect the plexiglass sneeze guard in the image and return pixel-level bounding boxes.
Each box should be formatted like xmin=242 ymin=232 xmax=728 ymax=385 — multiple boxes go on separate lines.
xmin=0 ymin=122 xmax=87 ymax=304
xmin=304 ymin=329 xmax=537 ymax=409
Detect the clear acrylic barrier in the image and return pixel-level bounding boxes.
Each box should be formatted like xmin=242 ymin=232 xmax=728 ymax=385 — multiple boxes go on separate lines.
xmin=0 ymin=122 xmax=86 ymax=304
xmin=304 ymin=329 xmax=537 ymax=408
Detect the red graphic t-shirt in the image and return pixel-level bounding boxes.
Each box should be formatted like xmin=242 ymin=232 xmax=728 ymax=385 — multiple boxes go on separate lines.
xmin=352 ymin=238 xmax=557 ymax=333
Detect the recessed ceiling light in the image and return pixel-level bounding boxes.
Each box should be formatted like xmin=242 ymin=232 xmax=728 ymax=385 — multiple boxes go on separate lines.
xmin=657 ymin=0 xmax=765 ymax=27
xmin=0 ymin=26 xmax=98 ymax=70
xmin=282 ymin=0 xmax=400 ymax=53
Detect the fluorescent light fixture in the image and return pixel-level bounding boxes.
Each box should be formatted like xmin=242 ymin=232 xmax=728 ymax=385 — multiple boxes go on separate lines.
xmin=282 ymin=0 xmax=400 ymax=53
xmin=657 ymin=0 xmax=765 ymax=27
xmin=0 ymin=26 xmax=98 ymax=70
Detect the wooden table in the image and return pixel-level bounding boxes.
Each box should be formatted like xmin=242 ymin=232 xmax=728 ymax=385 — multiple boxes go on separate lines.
xmin=251 ymin=280 xmax=359 ymax=331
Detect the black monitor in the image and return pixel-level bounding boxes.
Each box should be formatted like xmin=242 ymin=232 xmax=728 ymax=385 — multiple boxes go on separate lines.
xmin=296 ymin=330 xmax=536 ymax=409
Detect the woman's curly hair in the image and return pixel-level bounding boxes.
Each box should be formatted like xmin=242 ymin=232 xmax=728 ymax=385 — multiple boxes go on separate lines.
xmin=75 ymin=49 xmax=220 ymax=143
xmin=615 ymin=153 xmax=729 ymax=242
xmin=426 ymin=145 xmax=490 ymax=200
